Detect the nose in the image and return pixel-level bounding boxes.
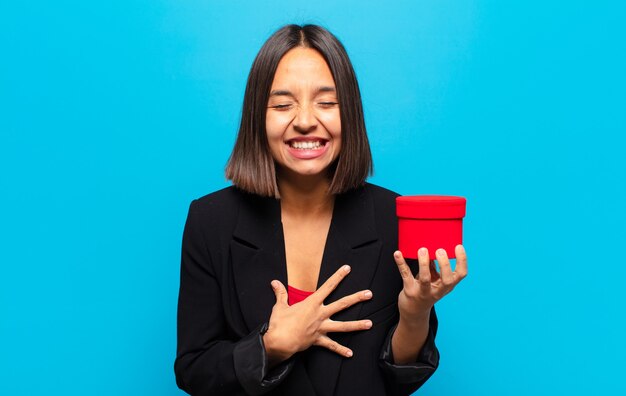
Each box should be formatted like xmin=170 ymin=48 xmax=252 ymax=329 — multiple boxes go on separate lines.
xmin=293 ymin=104 xmax=317 ymax=134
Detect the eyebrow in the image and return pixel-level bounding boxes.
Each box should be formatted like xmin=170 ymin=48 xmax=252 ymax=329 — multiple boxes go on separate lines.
xmin=317 ymin=86 xmax=336 ymax=94
xmin=269 ymin=86 xmax=336 ymax=97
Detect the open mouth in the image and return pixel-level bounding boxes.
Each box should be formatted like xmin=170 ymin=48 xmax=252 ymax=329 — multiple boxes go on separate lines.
xmin=286 ymin=138 xmax=328 ymax=150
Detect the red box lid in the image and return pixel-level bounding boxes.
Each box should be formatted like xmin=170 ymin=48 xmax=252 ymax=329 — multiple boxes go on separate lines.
xmin=396 ymin=195 xmax=467 ymax=219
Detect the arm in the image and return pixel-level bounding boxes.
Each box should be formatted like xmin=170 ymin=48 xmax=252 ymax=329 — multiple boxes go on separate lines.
xmin=392 ymin=246 xmax=467 ymax=363
xmin=378 ymin=246 xmax=467 ymax=394
xmin=174 ymin=202 xmax=292 ymax=395
xmin=391 ymin=309 xmax=431 ymax=364
xmin=379 ymin=308 xmax=439 ymax=395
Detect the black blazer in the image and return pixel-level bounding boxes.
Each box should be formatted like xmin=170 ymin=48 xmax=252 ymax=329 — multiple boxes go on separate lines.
xmin=175 ymin=184 xmax=439 ymax=396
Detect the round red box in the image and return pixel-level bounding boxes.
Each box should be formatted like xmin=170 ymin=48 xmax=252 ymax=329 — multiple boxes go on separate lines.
xmin=396 ymin=195 xmax=467 ymax=259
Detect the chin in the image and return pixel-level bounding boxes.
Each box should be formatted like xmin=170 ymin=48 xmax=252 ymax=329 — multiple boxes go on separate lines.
xmin=294 ymin=168 xmax=327 ymax=177
xmin=279 ymin=162 xmax=333 ymax=179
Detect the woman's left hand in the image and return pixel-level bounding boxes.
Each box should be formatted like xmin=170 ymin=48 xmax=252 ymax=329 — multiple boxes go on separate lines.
xmin=393 ymin=245 xmax=467 ymax=322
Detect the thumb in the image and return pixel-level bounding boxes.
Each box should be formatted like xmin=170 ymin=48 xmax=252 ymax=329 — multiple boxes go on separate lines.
xmin=271 ymin=280 xmax=289 ymax=306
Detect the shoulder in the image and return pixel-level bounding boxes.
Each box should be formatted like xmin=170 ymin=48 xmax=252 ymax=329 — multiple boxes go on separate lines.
xmin=362 ymin=182 xmax=399 ymax=201
xmin=186 ymin=186 xmax=253 ymax=234
xmin=338 ymin=183 xmax=399 ymax=234
xmin=361 ymin=182 xmax=399 ymax=214
xmin=338 ymin=182 xmax=399 ymax=213
xmin=187 ymin=186 xmax=279 ymax=233
xmin=190 ymin=185 xmax=237 ymax=210
xmin=189 ymin=185 xmax=260 ymax=214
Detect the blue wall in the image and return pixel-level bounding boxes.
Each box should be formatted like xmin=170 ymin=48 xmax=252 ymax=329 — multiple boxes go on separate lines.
xmin=1 ymin=1 xmax=624 ymax=394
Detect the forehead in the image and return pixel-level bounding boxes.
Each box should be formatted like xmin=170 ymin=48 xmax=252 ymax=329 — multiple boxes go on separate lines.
xmin=272 ymin=47 xmax=335 ymax=86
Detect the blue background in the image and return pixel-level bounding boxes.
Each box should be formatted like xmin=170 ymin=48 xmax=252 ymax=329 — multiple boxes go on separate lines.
xmin=1 ymin=1 xmax=625 ymax=394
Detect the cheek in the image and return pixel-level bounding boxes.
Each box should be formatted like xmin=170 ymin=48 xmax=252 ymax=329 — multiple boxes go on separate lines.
xmin=317 ymin=110 xmax=342 ymax=136
xmin=266 ymin=112 xmax=294 ymax=136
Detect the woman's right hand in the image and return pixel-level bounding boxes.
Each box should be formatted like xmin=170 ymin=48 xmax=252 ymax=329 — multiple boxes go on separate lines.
xmin=262 ymin=265 xmax=373 ymax=365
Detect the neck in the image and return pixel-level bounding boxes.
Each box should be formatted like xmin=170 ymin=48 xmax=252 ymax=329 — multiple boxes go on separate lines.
xmin=277 ymin=170 xmax=334 ymax=217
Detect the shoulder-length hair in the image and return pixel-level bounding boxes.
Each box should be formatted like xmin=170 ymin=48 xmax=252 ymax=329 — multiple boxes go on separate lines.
xmin=225 ymin=24 xmax=373 ymax=198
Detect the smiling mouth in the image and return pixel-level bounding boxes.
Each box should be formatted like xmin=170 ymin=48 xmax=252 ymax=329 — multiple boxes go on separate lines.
xmin=286 ymin=139 xmax=328 ymax=150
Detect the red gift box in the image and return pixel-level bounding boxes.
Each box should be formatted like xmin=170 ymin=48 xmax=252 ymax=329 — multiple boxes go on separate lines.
xmin=396 ymin=195 xmax=467 ymax=259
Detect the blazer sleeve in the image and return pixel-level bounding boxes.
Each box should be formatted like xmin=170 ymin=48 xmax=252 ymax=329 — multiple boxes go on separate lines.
xmin=378 ymin=308 xmax=440 ymax=395
xmin=174 ymin=201 xmax=293 ymax=395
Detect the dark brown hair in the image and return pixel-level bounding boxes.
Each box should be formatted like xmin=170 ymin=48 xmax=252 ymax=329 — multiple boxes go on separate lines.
xmin=225 ymin=24 xmax=373 ymax=198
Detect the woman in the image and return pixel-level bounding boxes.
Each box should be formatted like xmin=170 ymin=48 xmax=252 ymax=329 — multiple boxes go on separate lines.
xmin=175 ymin=24 xmax=467 ymax=396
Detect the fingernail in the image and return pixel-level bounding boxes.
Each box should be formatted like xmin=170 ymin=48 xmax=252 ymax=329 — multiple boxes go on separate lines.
xmin=394 ymin=251 xmax=401 ymax=258
xmin=419 ymin=248 xmax=427 ymax=257
xmin=343 ymin=265 xmax=351 ymax=273
xmin=457 ymin=245 xmax=465 ymax=254
xmin=365 ymin=320 xmax=373 ymax=328
xmin=437 ymin=249 xmax=445 ymax=256
xmin=363 ymin=290 xmax=372 ymax=298
xmin=346 ymin=350 xmax=353 ymax=357
xmin=271 ymin=280 xmax=278 ymax=288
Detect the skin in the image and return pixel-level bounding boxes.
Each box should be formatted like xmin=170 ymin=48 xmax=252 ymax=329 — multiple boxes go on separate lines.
xmin=261 ymin=46 xmax=468 ymax=366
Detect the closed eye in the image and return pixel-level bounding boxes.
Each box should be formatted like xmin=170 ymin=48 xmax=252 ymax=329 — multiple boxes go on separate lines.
xmin=269 ymin=104 xmax=293 ymax=110
xmin=318 ymin=102 xmax=338 ymax=108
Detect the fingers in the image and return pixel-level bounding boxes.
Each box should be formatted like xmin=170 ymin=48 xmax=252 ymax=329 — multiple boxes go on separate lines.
xmin=393 ymin=251 xmax=413 ymax=289
xmin=436 ymin=246 xmax=468 ymax=290
xmin=314 ymin=335 xmax=353 ymax=358
xmin=322 ymin=318 xmax=373 ymax=333
xmin=325 ymin=289 xmax=373 ymax=315
xmin=271 ymin=280 xmax=288 ymax=306
xmin=417 ymin=248 xmax=432 ymax=287
xmin=455 ymin=244 xmax=468 ymax=279
xmin=436 ymin=249 xmax=455 ymax=286
xmin=316 ymin=265 xmax=351 ymax=301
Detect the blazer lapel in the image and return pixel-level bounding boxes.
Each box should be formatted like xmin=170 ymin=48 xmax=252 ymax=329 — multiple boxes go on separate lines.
xmin=230 ymin=193 xmax=287 ymax=332
xmin=307 ymin=186 xmax=383 ymax=396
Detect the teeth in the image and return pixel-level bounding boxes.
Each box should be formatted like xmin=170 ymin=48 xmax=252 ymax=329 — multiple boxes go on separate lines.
xmin=290 ymin=140 xmax=323 ymax=149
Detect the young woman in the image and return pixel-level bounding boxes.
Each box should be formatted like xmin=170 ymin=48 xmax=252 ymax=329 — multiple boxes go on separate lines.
xmin=175 ymin=24 xmax=467 ymax=396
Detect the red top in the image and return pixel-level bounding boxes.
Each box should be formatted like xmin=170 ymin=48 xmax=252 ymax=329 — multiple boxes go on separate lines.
xmin=288 ymin=285 xmax=314 ymax=305
xmin=396 ymin=195 xmax=467 ymax=219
